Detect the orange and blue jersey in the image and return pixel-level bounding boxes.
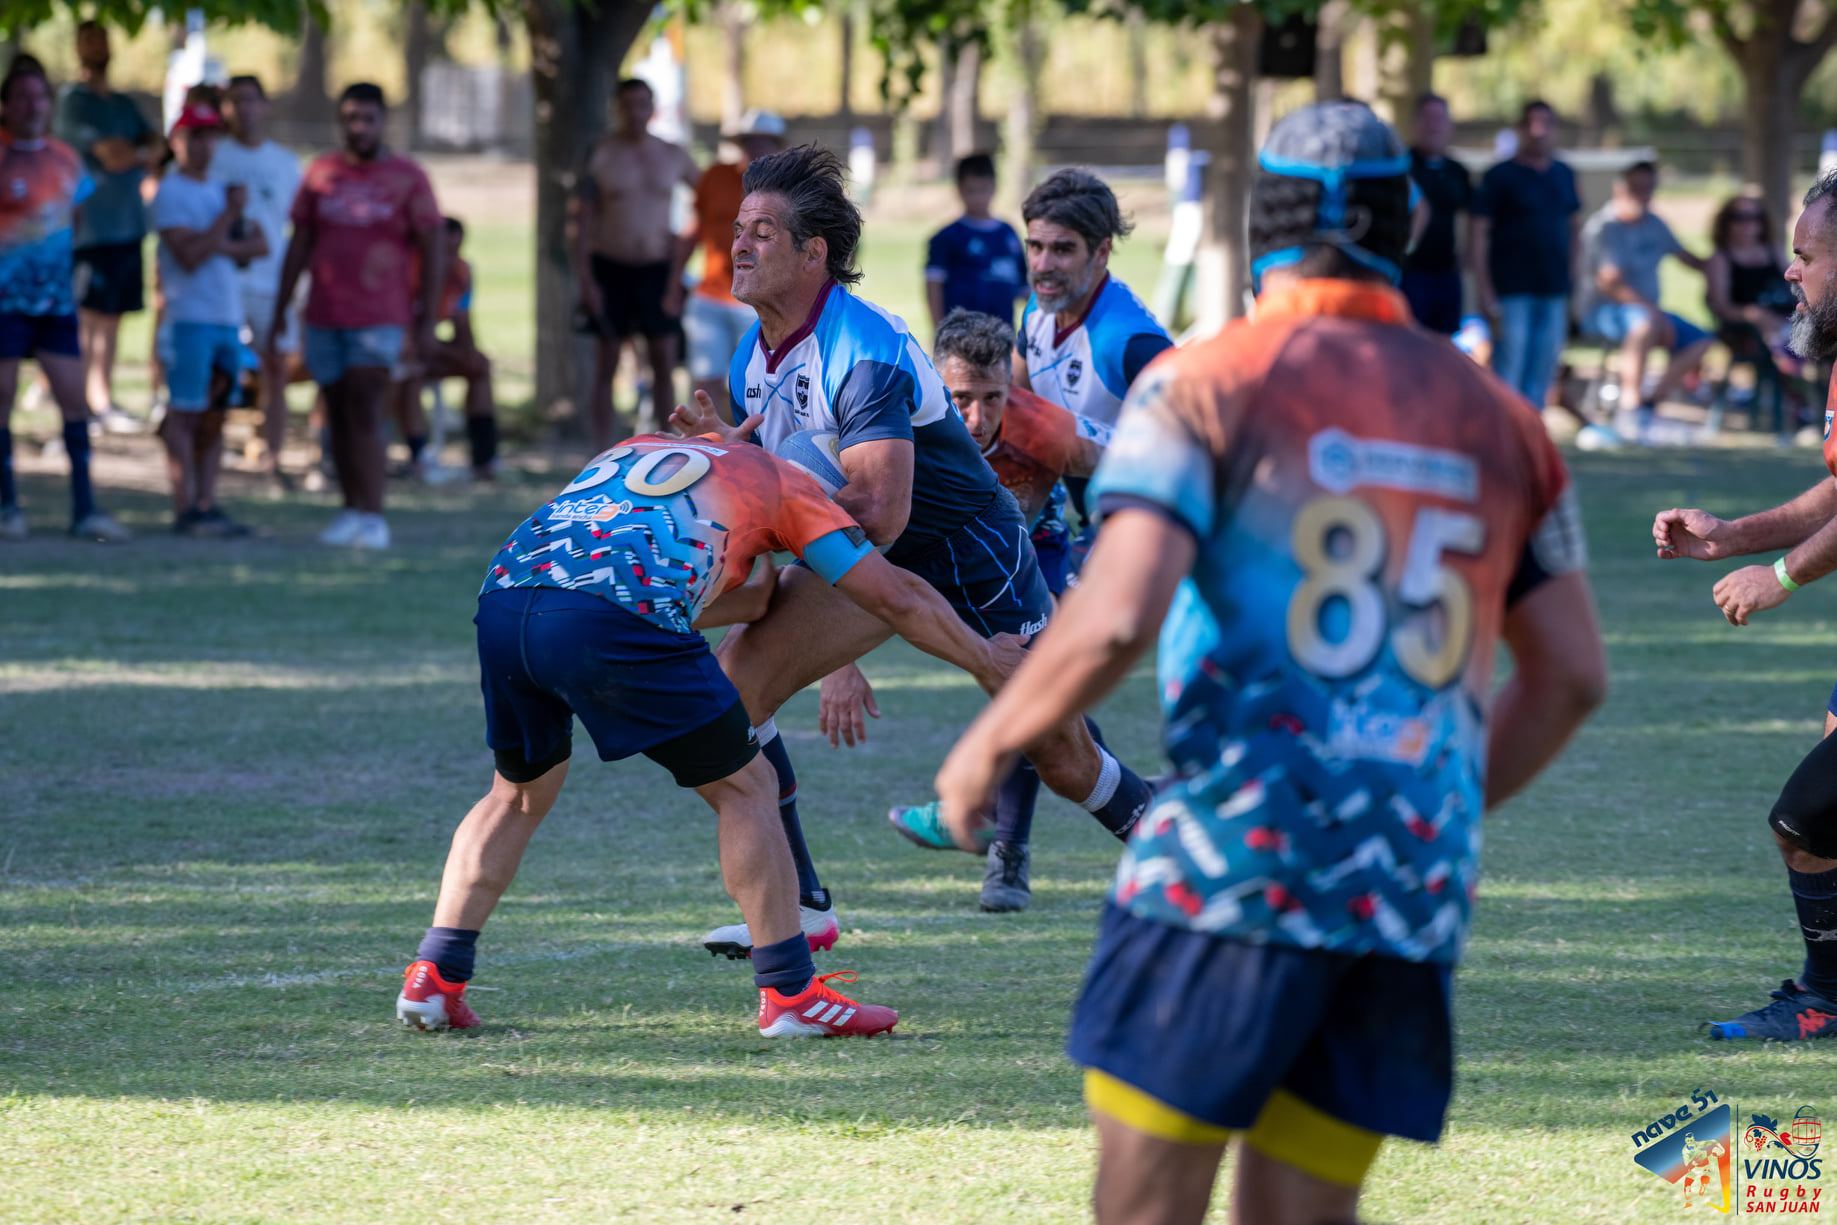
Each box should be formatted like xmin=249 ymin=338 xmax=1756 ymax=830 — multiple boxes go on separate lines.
xmin=983 ymin=385 xmax=1110 ymax=527
xmin=482 ymin=432 xmax=874 ymax=634
xmin=1093 ymin=280 xmax=1585 ymax=964
xmin=0 ymin=136 xmax=93 ymax=317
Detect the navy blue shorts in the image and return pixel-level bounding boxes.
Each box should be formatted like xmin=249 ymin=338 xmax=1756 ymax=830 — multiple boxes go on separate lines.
xmin=1402 ymin=267 xmax=1464 ymax=335
xmin=0 ymin=311 xmax=80 ymax=360
xmin=1031 ymin=520 xmax=1071 ymax=596
xmin=1067 ymin=903 xmax=1456 ymax=1144
xmin=476 ymin=587 xmax=758 ymax=788
xmin=895 ymin=501 xmax=1054 ymax=637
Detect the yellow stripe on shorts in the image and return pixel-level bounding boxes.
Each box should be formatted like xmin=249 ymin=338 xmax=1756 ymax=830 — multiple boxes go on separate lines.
xmin=1242 ymin=1088 xmax=1383 ymax=1188
xmin=1084 ymin=1069 xmax=1234 ymax=1145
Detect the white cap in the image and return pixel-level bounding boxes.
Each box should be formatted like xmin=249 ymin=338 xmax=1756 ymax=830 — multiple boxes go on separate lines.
xmin=730 ymin=108 xmax=787 ymax=139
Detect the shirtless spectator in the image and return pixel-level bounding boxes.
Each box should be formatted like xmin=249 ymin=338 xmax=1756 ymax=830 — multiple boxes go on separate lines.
xmin=392 ymin=216 xmax=497 ymax=480
xmin=574 ymin=78 xmax=698 ymax=447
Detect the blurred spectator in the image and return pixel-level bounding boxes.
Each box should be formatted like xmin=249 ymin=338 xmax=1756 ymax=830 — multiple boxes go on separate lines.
xmin=1471 ymin=100 xmax=1581 ymax=408
xmin=575 ymin=78 xmax=700 ymax=446
xmin=54 ymin=21 xmax=160 ymax=434
xmin=392 ymin=217 xmax=498 ymax=480
xmin=1576 ymin=161 xmax=1712 ymax=429
xmin=214 ymin=74 xmax=301 ymax=485
xmin=273 ymin=82 xmax=442 ymax=551
xmin=675 ymin=108 xmax=782 ymax=410
xmin=1402 ymin=93 xmax=1472 ymax=335
xmin=152 ymin=101 xmax=265 ymax=535
xmin=925 ymin=153 xmax=1028 ymax=332
xmin=0 ymin=56 xmax=131 ymax=542
xmin=1707 ymin=193 xmax=1804 ymax=378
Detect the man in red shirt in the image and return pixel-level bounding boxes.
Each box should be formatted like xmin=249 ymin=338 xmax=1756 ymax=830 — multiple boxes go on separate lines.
xmin=272 ymin=82 xmax=442 ymax=550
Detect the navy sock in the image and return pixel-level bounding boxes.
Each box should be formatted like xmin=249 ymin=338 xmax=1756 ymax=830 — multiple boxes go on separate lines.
xmin=62 ymin=421 xmax=94 ymax=523
xmin=466 ymin=415 xmax=498 ymax=469
xmin=1790 ymin=866 xmax=1837 ymax=1000
xmin=415 ymin=926 xmax=480 ymax=983
xmin=0 ymin=426 xmax=15 ymax=506
xmin=757 ymin=722 xmax=828 ymax=908
xmin=993 ymin=758 xmax=1042 ymax=847
xmin=751 ymin=931 xmax=815 ymax=995
xmin=1080 ymin=746 xmax=1153 ymax=842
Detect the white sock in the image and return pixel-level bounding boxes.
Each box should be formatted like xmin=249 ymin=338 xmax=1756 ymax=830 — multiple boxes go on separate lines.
xmin=1079 ymin=749 xmax=1122 ymax=813
xmin=754 ymin=718 xmax=778 ymax=746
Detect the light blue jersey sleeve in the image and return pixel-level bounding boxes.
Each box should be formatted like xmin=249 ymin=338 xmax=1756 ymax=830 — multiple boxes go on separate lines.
xmin=801 ymin=527 xmax=876 ymax=585
xmin=1088 ymin=365 xmax=1214 ymax=540
xmin=821 ymin=298 xmax=919 ymax=449
xmin=1089 ymin=281 xmax=1172 ymax=400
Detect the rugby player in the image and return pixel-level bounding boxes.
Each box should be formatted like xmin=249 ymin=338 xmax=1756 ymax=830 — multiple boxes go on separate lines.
xmin=395 ymin=422 xmax=1023 ymax=1037
xmin=935 ymin=103 xmax=1606 ymax=1224
xmin=881 ymin=308 xmax=1123 ymax=894
xmin=1012 ymin=167 xmax=1171 ymax=574
xmin=1652 ymin=168 xmax=1837 ymax=1042
xmin=673 ymin=145 xmax=1154 ymax=945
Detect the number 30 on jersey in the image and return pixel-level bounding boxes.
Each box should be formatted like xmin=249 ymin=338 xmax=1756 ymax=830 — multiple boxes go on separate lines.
xmin=1285 ymin=494 xmax=1485 ymax=690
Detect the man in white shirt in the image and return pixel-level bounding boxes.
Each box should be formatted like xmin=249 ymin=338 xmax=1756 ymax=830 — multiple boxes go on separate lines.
xmin=213 ymin=74 xmax=299 ymax=483
xmin=153 ymin=101 xmax=266 ymax=535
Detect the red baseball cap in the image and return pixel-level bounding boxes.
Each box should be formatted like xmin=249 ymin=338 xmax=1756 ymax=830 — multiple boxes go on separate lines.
xmin=169 ymin=103 xmax=223 ymax=136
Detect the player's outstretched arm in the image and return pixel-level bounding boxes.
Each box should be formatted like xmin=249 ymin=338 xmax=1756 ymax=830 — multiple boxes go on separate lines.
xmin=1656 ymin=478 xmax=1837 ymax=561
xmin=933 ymin=508 xmax=1194 ymax=849
xmin=831 ymin=553 xmax=1015 ymax=692
xmin=1486 ymin=571 xmax=1608 ymax=808
xmin=1714 ymin=501 xmax=1837 ymax=624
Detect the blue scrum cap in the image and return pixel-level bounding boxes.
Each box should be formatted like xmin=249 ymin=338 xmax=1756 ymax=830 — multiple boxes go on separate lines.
xmin=1252 ymin=100 xmax=1411 ymax=287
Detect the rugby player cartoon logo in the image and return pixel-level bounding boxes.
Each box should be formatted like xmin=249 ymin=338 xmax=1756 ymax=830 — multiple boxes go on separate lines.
xmin=1632 ymin=1096 xmax=1733 ymax=1213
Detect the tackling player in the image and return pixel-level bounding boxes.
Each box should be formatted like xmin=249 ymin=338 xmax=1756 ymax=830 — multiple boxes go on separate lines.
xmin=883 ymin=308 xmax=1122 ymax=903
xmin=673 ymin=145 xmax=1154 ymax=946
xmin=935 ymin=103 xmax=1605 ymax=1224
xmin=1653 ymin=168 xmax=1837 ymax=1042
xmin=395 ymin=422 xmax=1021 ymax=1038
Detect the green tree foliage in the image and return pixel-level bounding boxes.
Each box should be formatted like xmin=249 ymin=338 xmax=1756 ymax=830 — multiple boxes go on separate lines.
xmin=1 ymin=0 xmax=491 ymax=39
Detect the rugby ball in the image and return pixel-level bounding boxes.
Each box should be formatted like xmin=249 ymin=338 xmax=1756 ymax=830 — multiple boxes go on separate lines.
xmin=779 ymin=428 xmax=848 ymax=496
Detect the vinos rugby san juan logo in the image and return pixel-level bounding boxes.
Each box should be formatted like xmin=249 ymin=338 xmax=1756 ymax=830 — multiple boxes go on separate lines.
xmin=1629 ymin=1091 xmax=1824 ymax=1213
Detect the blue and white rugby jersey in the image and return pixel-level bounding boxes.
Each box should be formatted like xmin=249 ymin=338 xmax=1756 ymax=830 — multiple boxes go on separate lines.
xmin=729 ymin=281 xmax=1007 ymax=563
xmin=1018 ymin=274 xmax=1172 ymax=427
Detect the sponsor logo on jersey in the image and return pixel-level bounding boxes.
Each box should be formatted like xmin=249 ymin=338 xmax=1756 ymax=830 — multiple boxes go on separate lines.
xmin=1017 ymin=616 xmax=1048 ymax=637
xmin=1326 ymin=699 xmax=1430 ymax=767
xmin=1067 ymin=358 xmax=1083 ymax=387
xmin=796 ymin=374 xmax=810 ymax=411
xmin=747 ymin=385 xmax=761 ymax=399
xmin=547 ymin=495 xmax=635 ymax=525
xmin=1307 ymin=428 xmax=1478 ymax=503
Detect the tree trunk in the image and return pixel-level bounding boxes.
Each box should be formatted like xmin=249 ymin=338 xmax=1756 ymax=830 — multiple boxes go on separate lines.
xmin=1000 ymin=16 xmax=1042 ymax=218
xmin=949 ymin=40 xmax=982 ymax=161
xmin=403 ymin=2 xmax=431 ymax=151
xmin=1127 ymin=8 xmax=1148 ymax=118
xmin=290 ymin=11 xmax=333 ymax=132
xmin=720 ymin=1 xmax=748 ymax=134
xmin=839 ymin=9 xmax=855 ymax=120
xmin=1195 ymin=5 xmax=1260 ymax=332
xmin=1313 ymin=0 xmax=1347 ymax=101
xmin=1374 ymin=6 xmax=1433 ymax=139
xmin=526 ymin=0 xmax=651 ymax=431
xmin=932 ymin=38 xmax=958 ymax=173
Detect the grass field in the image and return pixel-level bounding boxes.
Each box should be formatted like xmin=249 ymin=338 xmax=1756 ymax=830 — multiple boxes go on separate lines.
xmin=7 ymin=423 xmax=1837 ymax=1222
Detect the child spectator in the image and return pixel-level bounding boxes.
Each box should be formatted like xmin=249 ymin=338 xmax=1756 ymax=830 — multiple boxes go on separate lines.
xmin=151 ymin=101 xmax=266 ymax=535
xmin=392 ymin=216 xmax=498 ymax=480
xmin=925 ymin=153 xmax=1027 ymax=331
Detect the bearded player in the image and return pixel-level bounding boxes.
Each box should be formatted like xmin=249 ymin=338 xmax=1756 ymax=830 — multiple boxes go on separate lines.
xmin=672 ymin=145 xmax=1154 ymax=950
xmin=879 ymin=308 xmax=1126 ymax=907
xmin=1653 ymin=170 xmax=1837 ymax=1043
xmin=935 ymin=103 xmax=1606 ymax=1224
xmin=393 ymin=420 xmax=1022 ymax=1038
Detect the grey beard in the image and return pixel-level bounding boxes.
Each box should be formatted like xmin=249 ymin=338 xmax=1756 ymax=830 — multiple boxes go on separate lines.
xmin=1790 ymin=291 xmax=1837 ymax=360
xmin=1033 ymin=267 xmax=1097 ymax=316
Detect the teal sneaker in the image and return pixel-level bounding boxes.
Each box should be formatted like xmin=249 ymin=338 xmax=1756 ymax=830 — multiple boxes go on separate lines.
xmin=888 ymin=802 xmax=974 ymax=852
